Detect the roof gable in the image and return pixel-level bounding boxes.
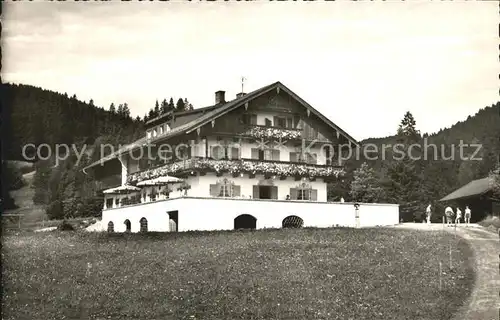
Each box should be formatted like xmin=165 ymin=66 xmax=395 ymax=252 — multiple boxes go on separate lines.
xmin=185 ymin=82 xmax=358 ymax=146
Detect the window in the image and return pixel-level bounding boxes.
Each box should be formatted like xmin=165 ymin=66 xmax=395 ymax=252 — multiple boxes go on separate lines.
xmin=297 ymin=189 xmax=310 ymax=200
xmin=106 ymin=198 xmax=113 ymax=209
xmin=290 ymin=183 xmax=318 ymax=201
xmin=274 ymin=117 xmax=286 ymax=128
xmin=165 ymin=124 xmax=171 ymax=132
xmin=264 ymin=149 xmax=280 ymax=161
xmin=219 ymin=184 xmax=230 ymax=197
xmin=159 ymin=126 xmax=164 ymax=135
xmin=147 ymin=131 xmax=152 ymax=139
xmin=210 ymin=178 xmax=240 ymax=198
xmin=265 ymin=118 xmax=272 ymax=126
xmin=242 ymin=114 xmax=257 ymax=125
xmin=153 ymin=129 xmax=157 ymax=137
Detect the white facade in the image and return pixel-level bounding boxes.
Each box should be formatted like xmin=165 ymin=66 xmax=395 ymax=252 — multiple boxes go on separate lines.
xmin=101 ymin=197 xmax=400 ymax=233
xmin=95 ymin=82 xmax=400 ymax=233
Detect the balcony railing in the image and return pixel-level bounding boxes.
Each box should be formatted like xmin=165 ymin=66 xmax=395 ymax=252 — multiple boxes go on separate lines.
xmin=127 ymin=157 xmax=344 ymax=184
xmin=214 ymin=124 xmax=327 ymax=142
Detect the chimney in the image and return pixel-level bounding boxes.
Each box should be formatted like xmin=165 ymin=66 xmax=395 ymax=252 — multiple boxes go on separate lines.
xmin=236 ymin=92 xmax=246 ymax=99
xmin=215 ymin=90 xmax=225 ymax=104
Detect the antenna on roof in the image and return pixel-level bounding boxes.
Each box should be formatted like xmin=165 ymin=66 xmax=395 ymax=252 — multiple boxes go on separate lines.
xmin=241 ymin=76 xmax=246 ymax=93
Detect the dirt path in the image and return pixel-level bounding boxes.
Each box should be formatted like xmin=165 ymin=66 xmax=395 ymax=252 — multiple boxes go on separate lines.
xmin=451 ymin=226 xmax=499 ymax=320
xmin=393 ymin=223 xmax=499 ymax=320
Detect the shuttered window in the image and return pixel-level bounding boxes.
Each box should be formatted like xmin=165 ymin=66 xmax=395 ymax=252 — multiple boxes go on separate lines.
xmin=210 ymin=182 xmax=240 ymax=197
xmin=229 ymin=147 xmax=240 ymax=160
xmin=290 ymin=187 xmax=318 ymax=201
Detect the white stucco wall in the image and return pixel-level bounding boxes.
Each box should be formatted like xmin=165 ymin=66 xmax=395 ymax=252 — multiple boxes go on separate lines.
xmin=100 ymin=197 xmax=399 ymax=233
xmin=190 ymin=173 xmax=327 ymax=201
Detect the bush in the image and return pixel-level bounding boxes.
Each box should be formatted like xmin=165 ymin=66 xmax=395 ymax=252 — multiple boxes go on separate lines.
xmin=478 ymin=215 xmax=500 ymax=230
xmin=57 ymin=220 xmax=75 ymax=231
xmin=46 ymin=200 xmax=64 ymax=220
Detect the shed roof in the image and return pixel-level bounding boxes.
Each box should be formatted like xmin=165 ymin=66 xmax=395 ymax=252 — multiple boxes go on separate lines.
xmin=439 ymin=177 xmax=492 ymax=201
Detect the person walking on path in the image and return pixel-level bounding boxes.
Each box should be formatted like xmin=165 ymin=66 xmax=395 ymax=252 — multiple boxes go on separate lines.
xmin=455 ymin=207 xmax=462 ymax=225
xmin=445 ymin=206 xmax=454 ymax=225
xmin=426 ymin=204 xmax=432 ymax=224
xmin=464 ymin=206 xmax=471 ymax=226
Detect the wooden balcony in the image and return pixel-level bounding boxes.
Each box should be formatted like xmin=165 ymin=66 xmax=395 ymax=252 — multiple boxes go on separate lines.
xmin=127 ymin=157 xmax=344 ymax=184
xmin=213 ymin=124 xmax=329 ymax=142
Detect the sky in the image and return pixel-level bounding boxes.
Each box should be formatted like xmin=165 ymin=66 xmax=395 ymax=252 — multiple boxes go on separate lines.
xmin=3 ymin=1 xmax=498 ymax=141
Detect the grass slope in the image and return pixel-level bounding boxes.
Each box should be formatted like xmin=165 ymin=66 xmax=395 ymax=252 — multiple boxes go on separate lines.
xmin=2 ymin=228 xmax=474 ymax=320
xmin=4 ymin=169 xmax=47 ymax=228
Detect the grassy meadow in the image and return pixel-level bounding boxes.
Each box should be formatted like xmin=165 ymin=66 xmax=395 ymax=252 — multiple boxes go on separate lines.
xmin=2 ymin=228 xmax=474 ymax=320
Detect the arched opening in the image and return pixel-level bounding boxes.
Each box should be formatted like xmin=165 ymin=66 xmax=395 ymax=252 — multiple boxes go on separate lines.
xmin=140 ymin=217 xmax=148 ymax=232
xmin=282 ymin=215 xmax=304 ymax=228
xmin=124 ymin=219 xmax=131 ymax=232
xmin=107 ymin=221 xmax=114 ymax=232
xmin=234 ymin=214 xmax=257 ymax=230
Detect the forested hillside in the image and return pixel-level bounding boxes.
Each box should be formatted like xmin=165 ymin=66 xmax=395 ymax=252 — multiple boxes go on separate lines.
xmin=330 ymin=102 xmax=500 ymax=221
xmin=2 ymin=83 xmax=197 ymax=219
xmin=2 ymin=83 xmax=145 ymax=161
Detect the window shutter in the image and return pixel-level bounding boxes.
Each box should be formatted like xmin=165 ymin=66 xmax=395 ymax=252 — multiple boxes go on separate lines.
xmin=251 ymin=114 xmax=257 ymax=125
xmin=232 ymin=185 xmax=241 ymax=197
xmin=273 ymin=116 xmax=279 ymax=127
xmin=209 ymin=184 xmax=219 ymax=197
xmin=311 ymin=189 xmax=318 ymax=201
xmin=253 ymin=186 xmax=259 ymax=199
xmin=264 ymin=149 xmax=272 ymax=161
xmin=251 ymin=148 xmax=259 ymax=160
xmin=289 ymin=152 xmax=297 ymax=162
xmin=308 ymin=153 xmax=317 ymax=164
xmin=271 ymin=186 xmax=278 ymax=199
xmin=287 ymin=117 xmax=293 ymax=128
xmin=272 ymin=149 xmax=280 ymax=161
xmin=289 ymin=188 xmax=297 ymax=200
xmin=231 ymin=147 xmax=239 ymax=160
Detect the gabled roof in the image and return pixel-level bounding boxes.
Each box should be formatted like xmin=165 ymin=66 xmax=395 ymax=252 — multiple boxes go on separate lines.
xmin=439 ymin=177 xmax=492 ymax=201
xmin=83 ymin=81 xmax=358 ymax=171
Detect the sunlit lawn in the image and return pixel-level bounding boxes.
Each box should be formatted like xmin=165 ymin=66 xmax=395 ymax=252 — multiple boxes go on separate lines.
xmin=2 ymin=228 xmax=474 ymax=320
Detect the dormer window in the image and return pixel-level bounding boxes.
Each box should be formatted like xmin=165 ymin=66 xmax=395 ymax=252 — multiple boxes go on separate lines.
xmin=147 ymin=131 xmax=152 ymax=139
xmin=165 ymin=124 xmax=171 ymax=132
xmin=159 ymin=126 xmax=164 ymax=135
xmin=153 ymin=129 xmax=157 ymax=137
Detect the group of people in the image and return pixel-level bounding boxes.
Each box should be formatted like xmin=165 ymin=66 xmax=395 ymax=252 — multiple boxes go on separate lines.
xmin=425 ymin=204 xmax=472 ymax=226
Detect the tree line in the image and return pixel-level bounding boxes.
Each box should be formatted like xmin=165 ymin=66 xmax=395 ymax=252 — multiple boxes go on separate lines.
xmin=330 ymin=104 xmax=500 ymax=222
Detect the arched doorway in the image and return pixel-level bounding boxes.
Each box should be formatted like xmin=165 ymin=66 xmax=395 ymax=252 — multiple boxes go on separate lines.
xmin=124 ymin=219 xmax=131 ymax=232
xmin=139 ymin=217 xmax=148 ymax=232
xmin=282 ymin=215 xmax=304 ymax=228
xmin=107 ymin=221 xmax=114 ymax=232
xmin=234 ymin=214 xmax=257 ymax=230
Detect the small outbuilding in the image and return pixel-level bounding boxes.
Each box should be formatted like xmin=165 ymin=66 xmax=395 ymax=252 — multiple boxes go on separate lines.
xmin=439 ymin=177 xmax=500 ymax=222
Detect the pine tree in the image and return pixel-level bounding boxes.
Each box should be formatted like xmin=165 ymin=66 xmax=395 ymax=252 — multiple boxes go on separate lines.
xmin=350 ymin=162 xmax=385 ymax=203
xmin=176 ymin=98 xmax=186 ymax=112
xmin=154 ymin=101 xmax=160 ymax=117
xmin=184 ymin=98 xmax=194 ymax=111
xmin=122 ymin=103 xmax=130 ymax=118
xmin=168 ymin=98 xmax=175 ymax=110
xmin=109 ymin=103 xmax=116 ymax=114
xmin=160 ymin=99 xmax=169 ymax=114
xmin=385 ymin=112 xmax=425 ymax=221
xmin=397 ymin=111 xmax=421 ymax=143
